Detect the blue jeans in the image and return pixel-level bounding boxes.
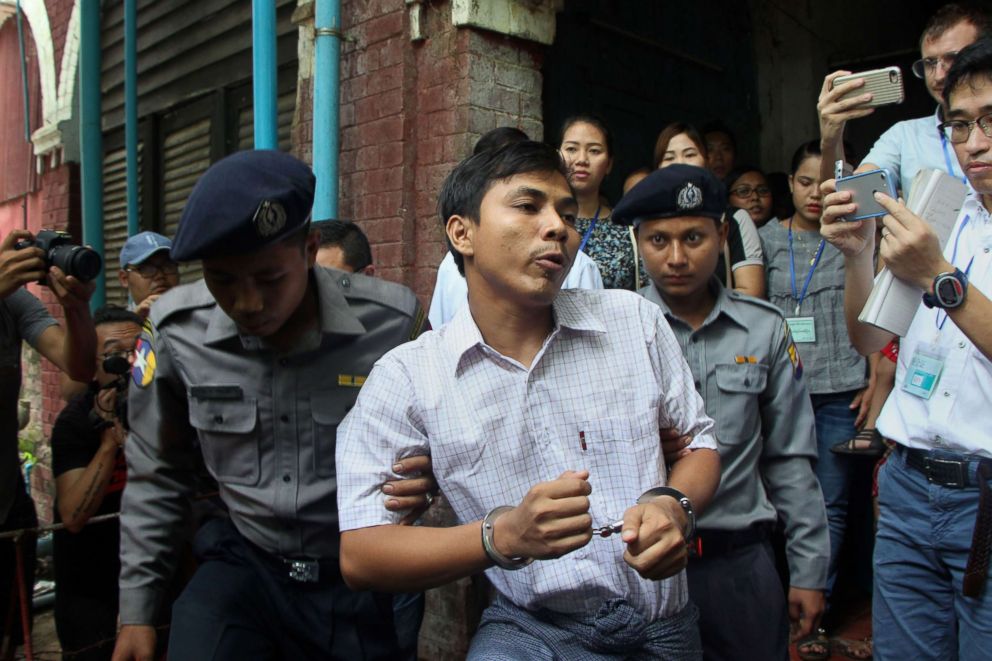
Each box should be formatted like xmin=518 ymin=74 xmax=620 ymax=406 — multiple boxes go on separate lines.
xmin=810 ymin=390 xmax=860 ymax=599
xmin=873 ymin=448 xmax=992 ymax=661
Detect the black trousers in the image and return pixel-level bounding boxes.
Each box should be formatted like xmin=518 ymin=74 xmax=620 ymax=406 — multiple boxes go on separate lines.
xmin=0 ymin=474 xmax=36 ymax=653
xmin=687 ymin=538 xmax=790 ymax=661
xmin=168 ymin=518 xmax=402 ymax=661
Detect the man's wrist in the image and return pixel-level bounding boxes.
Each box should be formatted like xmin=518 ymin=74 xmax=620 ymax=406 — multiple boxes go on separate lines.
xmin=652 ymin=496 xmax=688 ymax=533
xmin=490 ymin=507 xmax=518 ymax=558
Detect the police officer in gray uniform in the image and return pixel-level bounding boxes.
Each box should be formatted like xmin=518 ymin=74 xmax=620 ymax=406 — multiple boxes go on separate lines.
xmin=614 ymin=165 xmax=830 ymax=661
xmin=113 ymin=150 xmax=427 ymax=661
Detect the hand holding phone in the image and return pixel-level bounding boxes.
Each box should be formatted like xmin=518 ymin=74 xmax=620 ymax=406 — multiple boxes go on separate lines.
xmin=830 ymin=67 xmax=905 ymax=109
xmin=835 ymin=168 xmax=898 ymax=221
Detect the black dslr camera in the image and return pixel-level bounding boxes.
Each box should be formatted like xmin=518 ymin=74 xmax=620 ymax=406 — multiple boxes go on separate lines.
xmin=14 ymin=229 xmax=102 ymax=284
xmin=95 ymin=352 xmax=132 ymax=431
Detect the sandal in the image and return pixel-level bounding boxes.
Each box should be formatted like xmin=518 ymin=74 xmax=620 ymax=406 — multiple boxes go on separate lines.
xmin=796 ymin=628 xmax=831 ymax=661
xmin=831 ymin=428 xmax=885 ymax=457
xmin=834 ymin=636 xmax=873 ymax=659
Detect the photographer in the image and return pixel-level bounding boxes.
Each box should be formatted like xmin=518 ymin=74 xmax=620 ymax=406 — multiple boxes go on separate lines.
xmin=1 ymin=228 xmax=96 ymax=655
xmin=52 ymin=306 xmax=141 ymax=661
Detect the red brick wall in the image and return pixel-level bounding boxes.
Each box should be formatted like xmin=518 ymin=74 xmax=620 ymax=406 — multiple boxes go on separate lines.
xmin=329 ymin=0 xmax=545 ymax=308
xmin=47 ymin=0 xmax=76 ymax=87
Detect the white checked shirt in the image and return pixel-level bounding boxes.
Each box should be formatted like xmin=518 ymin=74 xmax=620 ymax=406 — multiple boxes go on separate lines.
xmin=878 ymin=190 xmax=992 ymax=458
xmin=337 ymin=288 xmax=717 ymax=619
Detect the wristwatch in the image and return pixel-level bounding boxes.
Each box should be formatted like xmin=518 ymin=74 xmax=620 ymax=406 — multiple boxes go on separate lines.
xmin=923 ymin=268 xmax=968 ymax=309
xmin=637 ymin=486 xmax=696 ymax=545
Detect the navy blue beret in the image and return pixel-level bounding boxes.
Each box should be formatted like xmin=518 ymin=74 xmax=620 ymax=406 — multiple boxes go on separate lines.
xmin=612 ymin=164 xmax=725 ymax=228
xmin=171 ymin=150 xmax=316 ymax=261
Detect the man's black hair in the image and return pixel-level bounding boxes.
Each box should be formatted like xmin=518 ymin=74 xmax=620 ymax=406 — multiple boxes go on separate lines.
xmin=921 ymin=3 xmax=991 ymax=48
xmin=314 ymin=220 xmax=373 ymax=272
xmin=93 ymin=305 xmax=143 ymax=328
xmin=437 ymin=140 xmax=570 ymax=276
xmin=701 ymin=121 xmax=737 ymax=151
xmin=473 ymin=127 xmax=529 ymax=155
xmin=943 ymin=37 xmax=992 ymax=107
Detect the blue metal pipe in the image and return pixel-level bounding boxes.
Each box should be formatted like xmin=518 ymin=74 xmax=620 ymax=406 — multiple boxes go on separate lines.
xmin=124 ymin=0 xmax=139 ymax=236
xmin=15 ymin=0 xmax=30 ymax=141
xmin=80 ymin=0 xmax=105 ymax=308
xmin=313 ymin=0 xmax=342 ymax=221
xmin=252 ymin=0 xmax=278 ymax=149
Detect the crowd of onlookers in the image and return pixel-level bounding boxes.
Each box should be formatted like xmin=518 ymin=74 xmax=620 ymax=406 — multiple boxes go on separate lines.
xmin=1 ymin=2 xmax=991 ymax=660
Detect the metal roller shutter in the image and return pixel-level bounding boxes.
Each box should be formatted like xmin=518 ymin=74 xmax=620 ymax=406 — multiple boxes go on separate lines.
xmin=237 ymin=88 xmax=296 ymax=152
xmin=102 ymin=144 xmax=141 ymax=308
xmin=161 ymin=116 xmax=211 ymax=284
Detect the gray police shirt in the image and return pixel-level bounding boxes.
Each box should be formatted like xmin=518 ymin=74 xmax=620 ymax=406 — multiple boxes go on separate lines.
xmin=118 ymin=267 xmax=425 ymax=624
xmin=640 ymin=281 xmax=829 ymax=590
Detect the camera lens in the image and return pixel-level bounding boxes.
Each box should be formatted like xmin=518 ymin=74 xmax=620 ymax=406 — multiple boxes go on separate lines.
xmin=50 ymin=244 xmax=103 ymax=282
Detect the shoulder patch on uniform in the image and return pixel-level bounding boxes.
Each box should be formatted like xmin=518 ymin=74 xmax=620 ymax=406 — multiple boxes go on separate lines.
xmin=783 ymin=320 xmax=804 ymax=380
xmin=340 ymin=271 xmax=420 ymax=318
xmin=132 ymin=336 xmax=157 ymax=388
xmin=149 ymin=280 xmax=215 ymax=327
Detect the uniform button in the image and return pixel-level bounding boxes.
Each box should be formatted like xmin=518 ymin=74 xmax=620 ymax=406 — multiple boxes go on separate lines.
xmin=280 ymin=414 xmax=289 ymax=423
xmin=744 ymin=378 xmax=750 ymax=387
xmin=959 ymin=341 xmax=966 ymax=349
xmin=340 ymin=276 xmax=351 ymax=288
xmin=985 ymin=247 xmax=990 ymax=253
xmin=213 ymin=415 xmax=223 ymax=423
xmin=943 ymin=391 xmax=950 ymax=397
xmin=282 ymin=474 xmax=291 ymax=483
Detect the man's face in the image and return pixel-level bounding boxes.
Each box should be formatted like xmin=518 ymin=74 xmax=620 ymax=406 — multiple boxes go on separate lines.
xmin=202 ymin=231 xmax=317 ymax=338
xmin=94 ymin=321 xmax=142 ymax=387
xmin=451 ymin=170 xmax=578 ymax=309
xmin=921 ymin=21 xmax=979 ymax=103
xmin=947 ymin=76 xmax=992 ymax=197
xmin=638 ymin=216 xmax=728 ymax=302
xmin=704 ymin=131 xmax=735 ymax=181
xmin=118 ymin=251 xmax=179 ymax=304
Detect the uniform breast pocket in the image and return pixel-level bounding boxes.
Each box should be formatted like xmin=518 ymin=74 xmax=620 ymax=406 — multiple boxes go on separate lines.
xmin=188 ymin=397 xmax=260 ymax=486
xmin=713 ymin=363 xmax=767 ymax=445
xmin=311 ymin=389 xmax=355 ymax=478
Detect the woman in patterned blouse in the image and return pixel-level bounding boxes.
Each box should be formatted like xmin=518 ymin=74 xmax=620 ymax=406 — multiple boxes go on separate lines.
xmin=558 ymin=115 xmax=641 ymax=290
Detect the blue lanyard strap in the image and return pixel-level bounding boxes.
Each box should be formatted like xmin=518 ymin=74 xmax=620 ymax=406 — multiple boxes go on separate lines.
xmin=578 ymin=205 xmax=602 ymax=253
xmin=940 ymin=132 xmax=968 ymax=185
xmin=936 ymin=214 xmax=973 ymax=331
xmin=788 ymin=218 xmax=826 ymax=315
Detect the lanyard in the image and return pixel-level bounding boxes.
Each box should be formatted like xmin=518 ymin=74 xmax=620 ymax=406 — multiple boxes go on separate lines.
xmin=939 ymin=132 xmax=968 ymax=185
xmin=788 ymin=218 xmax=826 ymax=315
xmin=936 ymin=214 xmax=973 ymax=331
xmin=578 ymin=206 xmax=602 ymax=253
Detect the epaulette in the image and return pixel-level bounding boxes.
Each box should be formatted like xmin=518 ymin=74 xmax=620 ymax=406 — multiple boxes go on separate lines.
xmin=331 ymin=270 xmax=420 ymax=319
xmin=726 ymin=289 xmax=787 ymax=319
xmin=148 ymin=280 xmax=215 ymax=328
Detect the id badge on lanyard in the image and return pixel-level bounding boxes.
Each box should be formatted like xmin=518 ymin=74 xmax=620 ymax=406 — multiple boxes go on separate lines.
xmin=787 ymin=222 xmax=825 ymax=344
xmin=901 ymin=342 xmax=948 ymax=400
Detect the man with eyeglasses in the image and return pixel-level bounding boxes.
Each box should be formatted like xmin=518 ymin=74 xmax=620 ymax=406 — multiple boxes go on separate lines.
xmin=820 ymin=38 xmax=992 ymax=660
xmin=117 ymin=231 xmax=180 ymax=320
xmin=50 ymin=305 xmax=145 ymax=660
xmin=818 ymin=3 xmax=990 ymax=196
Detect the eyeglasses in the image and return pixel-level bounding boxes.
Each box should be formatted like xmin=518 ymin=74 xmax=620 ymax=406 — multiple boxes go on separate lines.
xmin=911 ymin=51 xmax=959 ymax=79
xmin=125 ymin=262 xmax=179 ymax=278
xmin=938 ymin=113 xmax=992 ymax=144
xmin=729 ymin=185 xmax=771 ymax=198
